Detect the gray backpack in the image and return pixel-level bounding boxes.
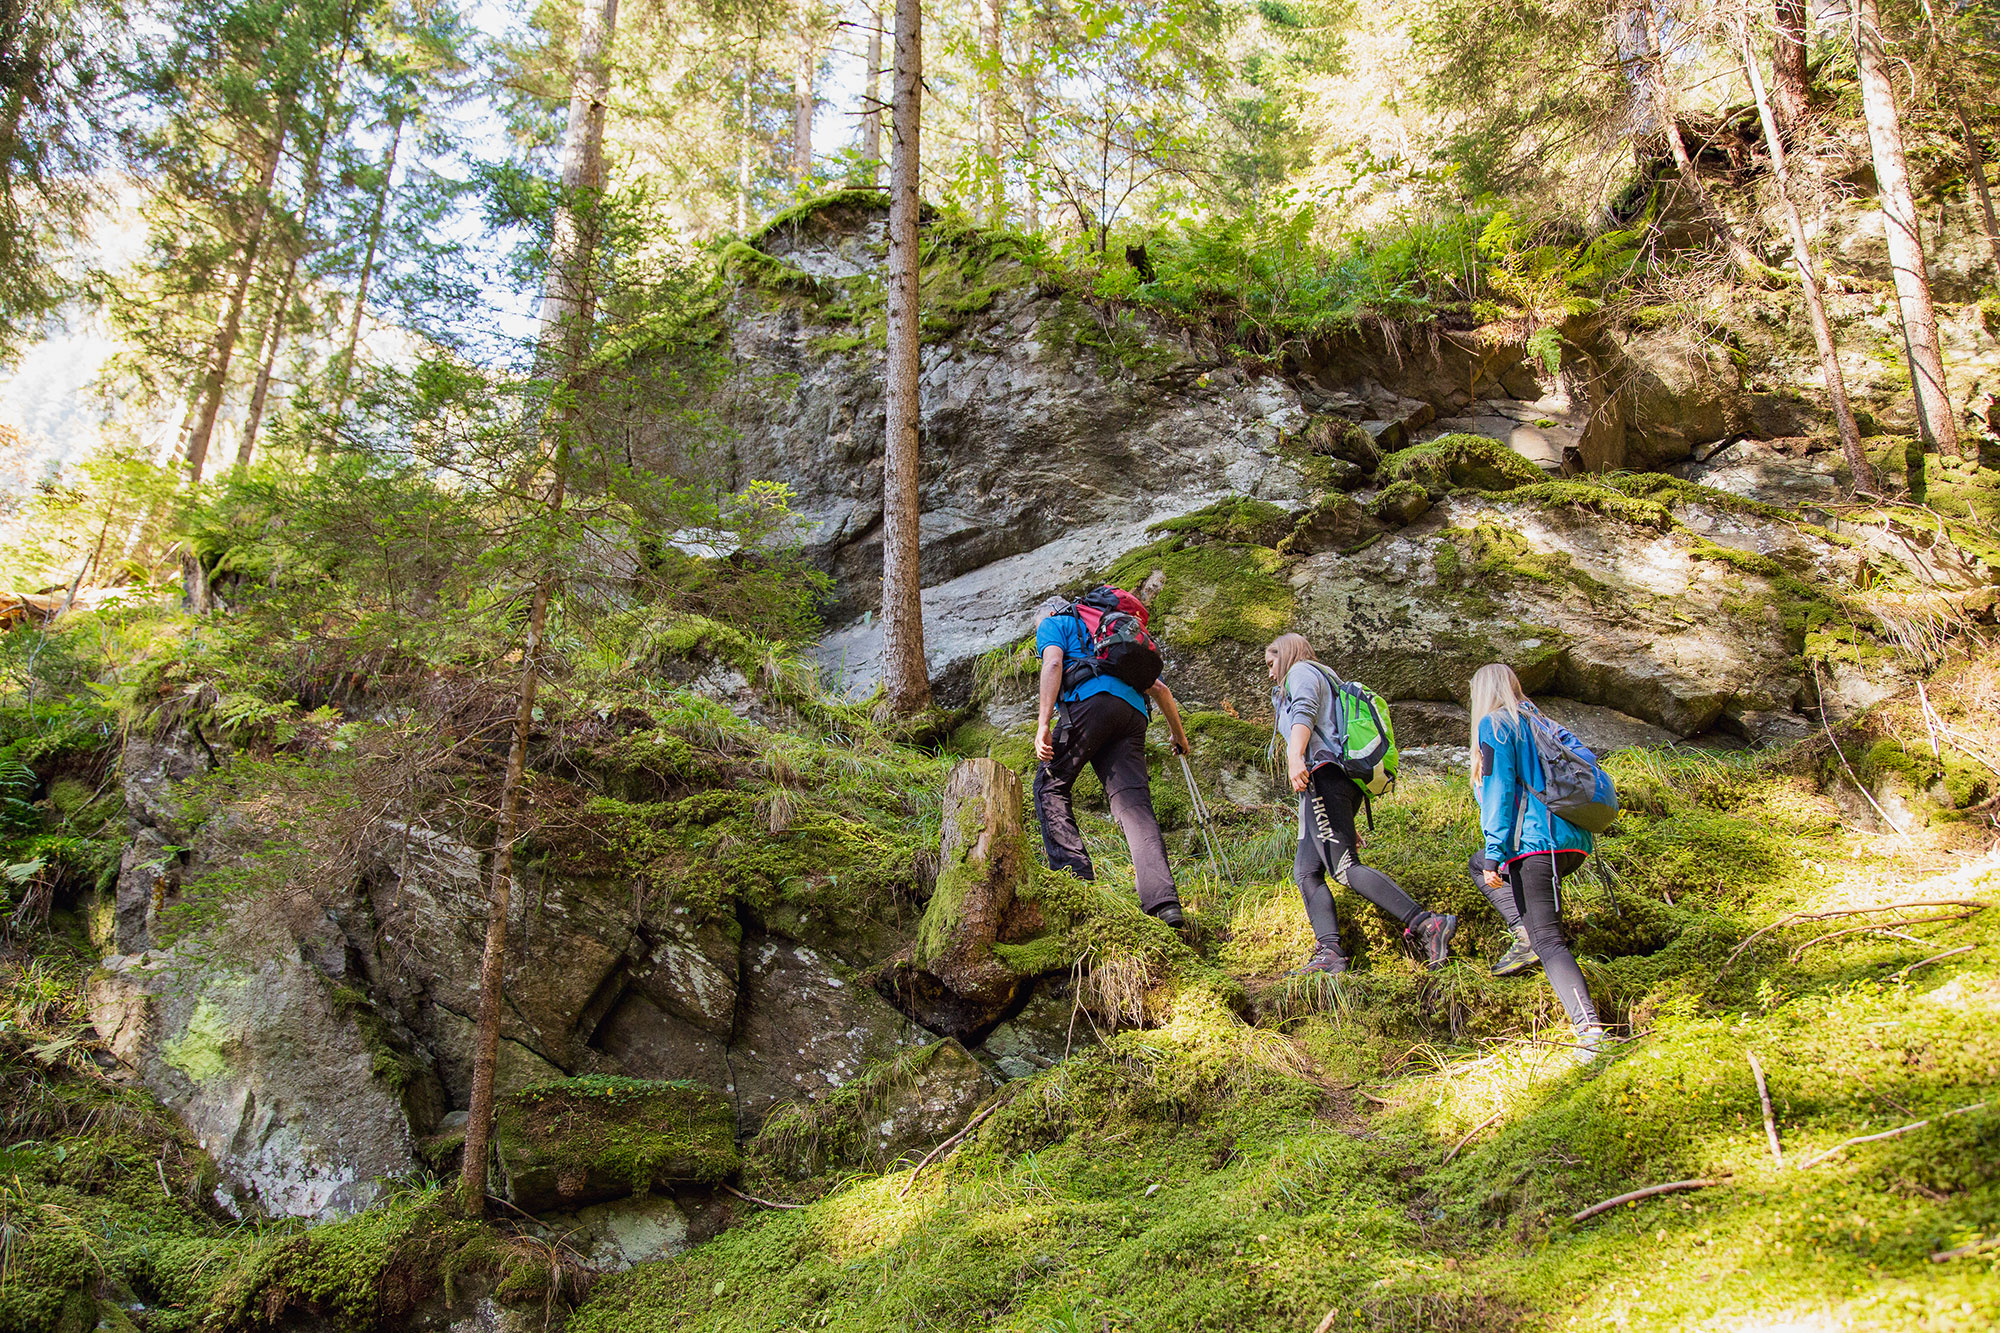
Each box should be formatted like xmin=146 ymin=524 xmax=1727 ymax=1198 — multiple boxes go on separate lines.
xmin=1520 ymin=705 xmax=1620 ymax=834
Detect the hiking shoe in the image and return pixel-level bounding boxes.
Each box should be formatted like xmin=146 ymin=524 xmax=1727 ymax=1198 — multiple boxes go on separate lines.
xmin=1491 ymin=924 xmax=1540 ymax=978
xmin=1407 ymin=912 xmax=1459 ymax=971
xmin=1287 ymin=945 xmax=1348 ymax=977
xmin=1148 ymin=902 xmax=1186 ymax=931
xmin=1572 ymin=1024 xmax=1612 ymax=1066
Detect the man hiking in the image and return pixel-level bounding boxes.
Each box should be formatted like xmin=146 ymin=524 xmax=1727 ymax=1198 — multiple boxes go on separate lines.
xmin=1032 ymin=584 xmax=1194 ymax=930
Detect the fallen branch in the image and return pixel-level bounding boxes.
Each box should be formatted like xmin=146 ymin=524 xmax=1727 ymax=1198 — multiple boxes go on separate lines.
xmin=1572 ymin=1177 xmax=1727 ymax=1223
xmin=1747 ymin=1051 xmax=1782 ymax=1168
xmin=1717 ymin=899 xmax=1990 ymax=979
xmin=1930 ymin=1235 xmax=2000 ymax=1263
xmin=722 ymin=1183 xmax=805 ymax=1211
xmin=1443 ymin=1111 xmax=1503 ymax=1165
xmin=1892 ymin=944 xmax=1977 ymax=980
xmin=1795 ymin=1100 xmax=1990 ymax=1171
xmin=1356 ymin=1088 xmax=1393 ymax=1105
xmin=898 ymin=1099 xmax=1003 ymax=1200
xmin=1787 ymin=910 xmax=1979 ymax=962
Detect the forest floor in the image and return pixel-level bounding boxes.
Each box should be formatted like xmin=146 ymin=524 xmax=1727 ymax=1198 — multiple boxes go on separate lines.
xmin=6 ymin=640 xmax=1997 ymax=1333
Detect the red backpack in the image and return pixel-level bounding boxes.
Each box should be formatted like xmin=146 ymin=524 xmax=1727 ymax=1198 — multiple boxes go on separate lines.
xmin=1061 ymin=586 xmax=1164 ymax=693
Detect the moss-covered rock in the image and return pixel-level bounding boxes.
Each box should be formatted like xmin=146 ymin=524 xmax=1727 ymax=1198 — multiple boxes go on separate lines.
xmin=1379 ymin=432 xmax=1548 ymax=492
xmin=1371 ymin=479 xmax=1431 ymax=526
xmin=495 ymin=1076 xmax=738 ymax=1213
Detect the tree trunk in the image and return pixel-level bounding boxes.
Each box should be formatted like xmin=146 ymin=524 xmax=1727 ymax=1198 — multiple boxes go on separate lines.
xmin=238 ymin=251 xmax=298 ymax=468
xmin=1852 ymin=0 xmax=1961 ymax=461
xmin=737 ymin=55 xmax=756 ymax=230
xmin=1950 ymin=94 xmax=2000 ymax=274
xmin=538 ymin=0 xmax=619 ymax=353
xmin=323 ymin=114 xmax=404 ymax=460
xmin=1740 ymin=25 xmax=1879 ymax=494
xmin=456 ymin=572 xmax=550 ymax=1218
xmin=1614 ymin=2 xmax=1659 ymax=140
xmin=1642 ymin=1 xmax=1762 ymax=277
xmin=1022 ymin=29 xmax=1039 ymax=232
xmin=462 ymin=0 xmax=618 ymax=1220
xmin=862 ymin=8 xmax=882 ymax=185
xmin=983 ymin=0 xmax=1003 ymax=223
xmin=1769 ymin=0 xmax=1811 ymax=141
xmin=881 ymin=0 xmax=931 ymax=716
xmin=792 ymin=30 xmax=815 ymax=186
xmin=184 ymin=97 xmax=292 ymax=484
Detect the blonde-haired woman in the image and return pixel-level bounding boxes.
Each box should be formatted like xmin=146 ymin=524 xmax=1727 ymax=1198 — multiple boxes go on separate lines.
xmin=1267 ymin=633 xmax=1458 ymax=975
xmin=1468 ymin=663 xmax=1609 ymax=1060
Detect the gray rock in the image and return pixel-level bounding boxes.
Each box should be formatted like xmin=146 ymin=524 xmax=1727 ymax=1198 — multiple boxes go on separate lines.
xmin=88 ymin=923 xmax=429 ymax=1219
xmin=982 ymin=986 xmax=1090 ymax=1080
xmin=1533 ymin=697 xmax=1678 ymax=754
xmin=564 ymin=1193 xmax=691 ymax=1272
xmin=730 ymin=935 xmax=930 ymax=1125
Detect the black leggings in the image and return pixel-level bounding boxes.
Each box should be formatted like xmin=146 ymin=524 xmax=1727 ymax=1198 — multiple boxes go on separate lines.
xmin=1470 ymin=851 xmax=1598 ymax=1030
xmin=1294 ymin=768 xmax=1426 ymax=950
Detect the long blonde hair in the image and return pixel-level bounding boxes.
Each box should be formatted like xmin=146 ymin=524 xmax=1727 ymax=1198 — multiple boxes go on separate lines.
xmin=1265 ymin=633 xmax=1318 ymax=693
xmin=1468 ymin=663 xmax=1529 ymax=780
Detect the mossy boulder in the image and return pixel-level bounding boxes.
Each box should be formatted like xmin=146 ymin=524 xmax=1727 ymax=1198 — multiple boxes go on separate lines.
xmin=1380 ymin=432 xmax=1547 ymax=493
xmin=495 ymin=1076 xmax=738 ymax=1213
xmin=1372 ymin=479 xmax=1432 ymax=526
xmin=1277 ymin=494 xmax=1384 ymax=556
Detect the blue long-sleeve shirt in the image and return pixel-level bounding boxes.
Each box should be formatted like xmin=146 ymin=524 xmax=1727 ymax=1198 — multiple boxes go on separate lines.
xmin=1476 ymin=710 xmax=1595 ymax=865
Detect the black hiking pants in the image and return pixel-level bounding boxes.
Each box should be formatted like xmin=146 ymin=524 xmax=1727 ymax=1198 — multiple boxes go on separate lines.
xmin=1293 ymin=767 xmax=1426 ymax=951
xmin=1472 ymin=850 xmax=1599 ymax=1030
xmin=1033 ymin=693 xmax=1177 ymax=913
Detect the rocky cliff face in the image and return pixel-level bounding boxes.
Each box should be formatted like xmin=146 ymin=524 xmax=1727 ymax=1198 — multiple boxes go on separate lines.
xmin=682 ymin=197 xmax=1995 ymax=743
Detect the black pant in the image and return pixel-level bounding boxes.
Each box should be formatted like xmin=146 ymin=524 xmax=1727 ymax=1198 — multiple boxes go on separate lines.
xmin=1470 ymin=850 xmax=1598 ymax=1030
xmin=1294 ymin=768 xmax=1426 ymax=951
xmin=1033 ymin=693 xmax=1176 ymax=912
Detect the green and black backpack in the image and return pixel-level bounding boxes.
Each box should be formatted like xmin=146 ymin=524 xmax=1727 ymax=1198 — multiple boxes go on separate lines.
xmin=1295 ymin=664 xmax=1399 ymax=797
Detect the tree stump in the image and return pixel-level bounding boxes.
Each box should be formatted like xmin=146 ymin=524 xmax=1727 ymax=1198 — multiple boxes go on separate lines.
xmin=893 ymin=758 xmax=1044 ymax=1036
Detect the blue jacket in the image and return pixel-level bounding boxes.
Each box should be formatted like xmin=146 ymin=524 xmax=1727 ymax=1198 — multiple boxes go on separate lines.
xmin=1476 ymin=710 xmax=1595 ymax=865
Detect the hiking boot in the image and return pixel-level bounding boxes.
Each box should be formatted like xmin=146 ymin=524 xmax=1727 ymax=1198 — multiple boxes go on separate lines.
xmin=1287 ymin=944 xmax=1348 ymax=977
xmin=1148 ymin=901 xmax=1187 ymax=932
xmin=1407 ymin=912 xmax=1459 ymax=971
xmin=1491 ymin=924 xmax=1540 ymax=978
xmin=1572 ymin=1024 xmax=1612 ymax=1066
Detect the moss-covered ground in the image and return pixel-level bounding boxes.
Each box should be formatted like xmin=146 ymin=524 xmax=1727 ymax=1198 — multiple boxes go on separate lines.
xmin=559 ymin=652 xmax=2000 ymax=1332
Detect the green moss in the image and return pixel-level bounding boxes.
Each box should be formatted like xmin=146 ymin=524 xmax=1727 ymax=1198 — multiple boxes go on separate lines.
xmin=496 ymin=1076 xmax=738 ymax=1212
xmin=1150 ymin=497 xmax=1295 ymax=547
xmin=716 ymin=240 xmax=826 ymax=297
xmin=1379 ymin=433 xmax=1547 ymax=492
xmin=1455 ymin=523 xmax=1616 ymax=599
xmin=1370 ymin=479 xmax=1431 ymax=523
xmin=745 ymin=188 xmax=889 ymax=244
xmin=161 ymin=999 xmax=232 ymax=1082
xmin=1492 ymin=480 xmax=1675 ymax=529
xmin=1101 ymin=537 xmax=1294 ymax=650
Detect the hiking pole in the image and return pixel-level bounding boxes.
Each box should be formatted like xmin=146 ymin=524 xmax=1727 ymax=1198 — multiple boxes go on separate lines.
xmin=1178 ymin=752 xmax=1235 ymax=884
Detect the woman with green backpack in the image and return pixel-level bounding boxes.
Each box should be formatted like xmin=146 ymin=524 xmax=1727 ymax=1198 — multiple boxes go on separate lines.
xmin=1266 ymin=633 xmax=1459 ymax=977
xmin=1467 ymin=662 xmax=1612 ymax=1063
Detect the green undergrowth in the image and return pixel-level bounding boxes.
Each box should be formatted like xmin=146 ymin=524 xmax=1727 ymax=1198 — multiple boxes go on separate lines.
xmin=568 ymin=700 xmax=2000 ymax=1331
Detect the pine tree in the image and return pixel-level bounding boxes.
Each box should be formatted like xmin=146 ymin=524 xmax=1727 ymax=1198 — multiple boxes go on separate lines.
xmin=458 ymin=0 xmax=620 ymax=1222
xmin=880 ymin=0 xmax=930 ymax=716
xmin=1737 ymin=15 xmax=1878 ymax=495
